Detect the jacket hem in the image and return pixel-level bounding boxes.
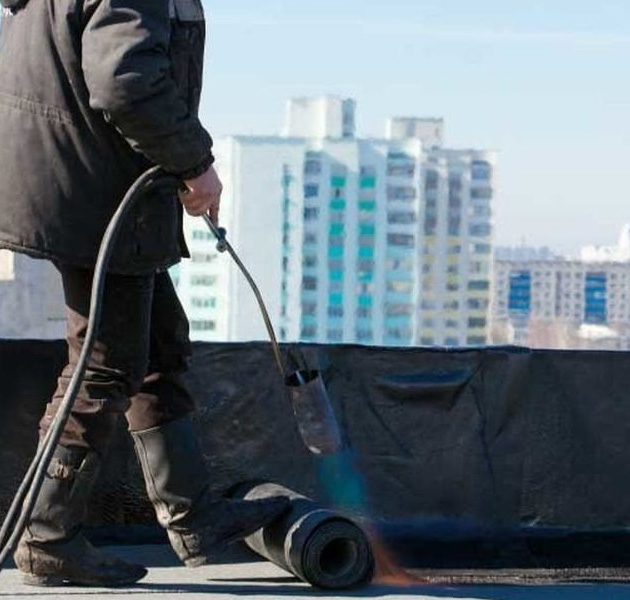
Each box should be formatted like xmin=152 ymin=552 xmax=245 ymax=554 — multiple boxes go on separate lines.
xmin=0 ymin=238 xmax=181 ymax=276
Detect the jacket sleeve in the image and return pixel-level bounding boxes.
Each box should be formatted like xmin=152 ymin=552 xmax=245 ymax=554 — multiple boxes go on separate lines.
xmin=81 ymin=0 xmax=214 ymax=178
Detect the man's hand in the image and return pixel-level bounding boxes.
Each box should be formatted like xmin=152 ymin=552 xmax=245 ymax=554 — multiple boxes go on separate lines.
xmin=178 ymin=165 xmax=223 ymax=223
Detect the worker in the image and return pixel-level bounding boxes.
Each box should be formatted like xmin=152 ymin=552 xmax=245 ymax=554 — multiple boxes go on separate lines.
xmin=0 ymin=0 xmax=289 ymax=587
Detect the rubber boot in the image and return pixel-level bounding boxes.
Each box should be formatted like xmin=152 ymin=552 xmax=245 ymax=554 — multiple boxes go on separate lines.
xmin=131 ymin=416 xmax=291 ymax=567
xmin=13 ymin=445 xmax=147 ymax=587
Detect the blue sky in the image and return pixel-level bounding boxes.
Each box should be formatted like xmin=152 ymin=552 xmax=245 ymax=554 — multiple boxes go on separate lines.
xmin=201 ymin=1 xmax=630 ymax=254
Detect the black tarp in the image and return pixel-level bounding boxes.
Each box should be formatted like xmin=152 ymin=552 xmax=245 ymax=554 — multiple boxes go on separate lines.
xmin=2 ymin=340 xmax=630 ymax=569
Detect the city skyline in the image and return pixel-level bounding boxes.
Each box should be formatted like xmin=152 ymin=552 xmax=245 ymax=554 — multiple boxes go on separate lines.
xmin=199 ymin=0 xmax=630 ymax=256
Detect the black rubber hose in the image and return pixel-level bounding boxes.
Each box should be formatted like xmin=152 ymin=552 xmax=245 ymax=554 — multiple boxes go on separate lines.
xmin=0 ymin=166 xmax=177 ymax=572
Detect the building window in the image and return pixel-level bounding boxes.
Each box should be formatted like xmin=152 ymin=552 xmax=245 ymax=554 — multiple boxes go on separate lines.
xmin=449 ymin=175 xmax=462 ymax=192
xmin=304 ymin=184 xmax=319 ymax=198
xmin=509 ymin=271 xmax=531 ymax=314
xmin=471 ymin=161 xmax=492 ymax=181
xmin=470 ymin=261 xmax=490 ymax=275
xmin=448 ymin=218 xmax=461 ymax=236
xmin=449 ymin=194 xmax=462 ymax=209
xmin=302 ymin=276 xmax=318 ymax=291
xmin=387 ymin=257 xmax=414 ymax=271
xmin=425 ymin=170 xmax=439 ymax=190
xmin=471 ymin=187 xmax=493 ymax=200
xmin=329 ymin=223 xmax=344 ymax=235
xmin=471 ymin=243 xmax=492 ymax=255
xmin=330 ymin=270 xmax=344 ymax=281
xmin=470 ymin=204 xmax=491 ymax=217
xmin=388 ymin=211 xmax=417 ymax=225
xmin=360 ymin=176 xmax=377 ymax=189
xmin=386 ymin=304 xmax=413 ymax=316
xmin=387 ymin=163 xmax=415 ymax=178
xmin=387 ymin=328 xmax=413 ymax=340
xmin=191 ymin=275 xmax=217 ymax=286
xmin=329 ymin=235 xmax=345 ymax=247
xmin=191 ymin=230 xmax=213 ymax=241
xmin=329 ymin=281 xmax=343 ymax=294
xmin=387 ymin=281 xmax=413 ymax=294
xmin=424 ymin=217 xmax=437 ymax=236
xmin=304 ymin=157 xmax=322 ymax=175
xmin=328 ymin=306 xmax=344 ymax=318
xmin=191 ymin=252 xmax=217 ymax=263
xmin=329 ymin=293 xmax=344 ymax=306
xmin=191 ymin=297 xmax=217 ymax=309
xmin=387 ymin=233 xmax=415 ymax=248
xmin=358 ymin=235 xmax=375 ymax=248
xmin=330 ymin=246 xmax=345 ymax=258
xmin=331 ymin=175 xmax=346 ymax=188
xmin=356 ymin=329 xmax=373 ymax=342
xmin=302 ymin=302 xmax=317 ymax=316
xmin=584 ymin=272 xmax=607 ymax=324
xmin=388 ymin=186 xmax=417 ymax=201
xmin=357 ymin=282 xmax=374 ymax=295
xmin=469 ymin=223 xmax=492 ymax=237
xmin=357 ymin=307 xmax=372 ymax=318
xmin=330 ymin=199 xmax=346 ymax=212
xmin=330 ymin=212 xmax=345 ymax=225
xmin=301 ymin=325 xmax=317 ymax=338
xmin=468 ymin=317 xmax=487 ymax=329
xmin=358 ymin=295 xmax=373 ymax=308
xmin=359 ymin=200 xmax=376 ymax=212
xmin=328 ymin=259 xmax=344 ymax=270
xmin=304 ymin=207 xmax=319 ymax=221
xmin=468 ymin=280 xmax=490 ymax=291
xmin=328 ymin=329 xmax=343 ymax=341
xmin=468 ymin=298 xmax=490 ymax=310
xmin=191 ymin=320 xmax=216 ymax=331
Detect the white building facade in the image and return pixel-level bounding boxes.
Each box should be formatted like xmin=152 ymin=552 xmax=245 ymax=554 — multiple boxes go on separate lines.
xmin=492 ymin=231 xmax=630 ymax=350
xmin=176 ymin=97 xmax=496 ymax=347
xmin=0 ymin=251 xmax=66 ymax=339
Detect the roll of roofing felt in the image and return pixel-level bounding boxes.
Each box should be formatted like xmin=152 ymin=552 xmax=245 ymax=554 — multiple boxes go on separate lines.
xmin=230 ymin=482 xmax=374 ymax=590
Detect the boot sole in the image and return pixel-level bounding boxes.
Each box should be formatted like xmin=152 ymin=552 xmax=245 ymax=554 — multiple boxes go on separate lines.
xmin=21 ymin=571 xmax=147 ymax=588
xmin=22 ymin=573 xmax=68 ymax=587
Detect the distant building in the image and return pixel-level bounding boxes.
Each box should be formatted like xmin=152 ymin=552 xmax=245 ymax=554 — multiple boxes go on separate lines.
xmin=175 ymin=96 xmax=496 ymax=347
xmin=0 ymin=251 xmax=65 ymax=339
xmin=492 ymin=228 xmax=630 ymax=350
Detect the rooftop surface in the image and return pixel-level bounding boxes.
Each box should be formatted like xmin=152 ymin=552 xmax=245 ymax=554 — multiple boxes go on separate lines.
xmin=2 ymin=545 xmax=630 ymax=600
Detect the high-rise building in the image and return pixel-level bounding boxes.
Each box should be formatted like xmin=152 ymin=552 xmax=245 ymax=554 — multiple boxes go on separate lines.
xmin=175 ymin=96 xmax=496 ymax=346
xmin=492 ymin=228 xmax=630 ymax=350
xmin=0 ymin=251 xmax=66 ymax=339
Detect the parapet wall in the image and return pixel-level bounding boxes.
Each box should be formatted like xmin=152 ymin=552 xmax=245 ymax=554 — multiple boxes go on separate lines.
xmin=2 ymin=340 xmax=630 ymax=565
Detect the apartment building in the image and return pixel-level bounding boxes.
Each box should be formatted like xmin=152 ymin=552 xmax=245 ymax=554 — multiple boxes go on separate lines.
xmin=175 ymin=97 xmax=496 ymax=347
xmin=492 ymin=229 xmax=630 ymax=350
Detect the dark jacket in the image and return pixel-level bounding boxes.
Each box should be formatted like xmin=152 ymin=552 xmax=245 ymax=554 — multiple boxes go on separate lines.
xmin=0 ymin=0 xmax=213 ymax=274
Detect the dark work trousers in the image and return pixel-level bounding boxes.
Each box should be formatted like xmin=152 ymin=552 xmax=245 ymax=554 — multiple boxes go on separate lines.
xmin=39 ymin=263 xmax=196 ymax=455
